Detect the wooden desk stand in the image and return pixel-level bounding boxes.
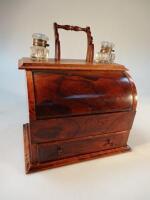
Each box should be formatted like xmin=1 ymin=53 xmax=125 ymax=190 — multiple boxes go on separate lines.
xmin=18 ymin=24 xmax=137 ymax=173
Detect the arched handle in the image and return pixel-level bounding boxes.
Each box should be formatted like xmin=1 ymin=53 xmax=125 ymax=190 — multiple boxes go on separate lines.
xmin=54 ymin=22 xmax=94 ymax=63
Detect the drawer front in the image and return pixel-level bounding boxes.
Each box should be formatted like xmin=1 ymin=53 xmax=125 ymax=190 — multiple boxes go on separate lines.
xmin=38 ymin=131 xmax=129 ymax=163
xmin=33 ymin=70 xmax=133 ymax=119
xmin=31 ymin=111 xmax=135 ymax=143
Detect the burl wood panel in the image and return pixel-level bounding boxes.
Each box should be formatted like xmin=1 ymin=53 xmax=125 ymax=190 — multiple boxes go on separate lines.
xmin=33 ymin=70 xmax=133 ymax=119
xmin=30 ymin=111 xmax=135 ymax=143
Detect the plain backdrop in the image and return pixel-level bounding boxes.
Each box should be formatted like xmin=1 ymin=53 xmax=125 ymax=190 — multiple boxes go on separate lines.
xmin=0 ymin=0 xmax=150 ymax=200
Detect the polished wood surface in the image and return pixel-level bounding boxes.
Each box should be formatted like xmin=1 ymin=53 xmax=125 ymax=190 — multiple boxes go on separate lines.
xmin=30 ymin=111 xmax=135 ymax=144
xmin=54 ymin=23 xmax=94 ymax=62
xmin=26 ymin=71 xmax=36 ymax=121
xmin=33 ymin=70 xmax=133 ymax=119
xmin=19 ymin=57 xmax=137 ymax=173
xmin=18 ymin=58 xmax=127 ymax=71
xmin=38 ymin=130 xmax=129 ymax=163
xmin=124 ymin=71 xmax=137 ymax=111
xmin=24 ymin=124 xmax=131 ymax=173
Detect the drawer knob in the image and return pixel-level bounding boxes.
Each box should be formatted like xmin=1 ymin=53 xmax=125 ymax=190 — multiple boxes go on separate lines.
xmin=107 ymin=139 xmax=114 ymax=146
xmin=57 ymin=145 xmax=63 ymax=155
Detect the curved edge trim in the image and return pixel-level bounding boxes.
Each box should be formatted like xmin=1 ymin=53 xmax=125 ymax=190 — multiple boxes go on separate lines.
xmin=123 ymin=71 xmax=137 ymax=111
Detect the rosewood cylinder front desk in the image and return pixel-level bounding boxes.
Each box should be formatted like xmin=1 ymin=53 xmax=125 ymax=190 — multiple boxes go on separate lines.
xmin=19 ymin=58 xmax=137 ymax=173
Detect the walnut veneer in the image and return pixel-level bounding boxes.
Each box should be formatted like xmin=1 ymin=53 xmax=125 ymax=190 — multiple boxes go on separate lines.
xmin=19 ymin=58 xmax=137 ymax=173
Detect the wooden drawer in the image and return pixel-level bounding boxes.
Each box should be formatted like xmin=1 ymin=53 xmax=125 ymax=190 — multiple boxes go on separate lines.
xmin=38 ymin=131 xmax=129 ymax=163
xmin=30 ymin=111 xmax=135 ymax=143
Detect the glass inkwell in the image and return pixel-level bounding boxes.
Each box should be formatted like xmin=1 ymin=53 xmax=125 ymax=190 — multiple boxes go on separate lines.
xmin=95 ymin=41 xmax=115 ymax=63
xmin=30 ymin=33 xmax=49 ymax=61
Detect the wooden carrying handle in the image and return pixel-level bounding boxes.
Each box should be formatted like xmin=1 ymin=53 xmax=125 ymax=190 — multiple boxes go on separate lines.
xmin=54 ymin=22 xmax=94 ymax=62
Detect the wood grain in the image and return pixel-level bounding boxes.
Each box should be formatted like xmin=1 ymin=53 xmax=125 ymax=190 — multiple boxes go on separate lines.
xmin=38 ymin=130 xmax=129 ymax=163
xmin=18 ymin=58 xmax=128 ymax=71
xmin=33 ymin=70 xmax=134 ymax=119
xmin=19 ymin=58 xmax=137 ymax=174
xmin=30 ymin=111 xmax=135 ymax=143
xmin=26 ymin=71 xmax=36 ymax=121
xmin=24 ymin=124 xmax=131 ymax=174
xmin=124 ymin=71 xmax=137 ymax=111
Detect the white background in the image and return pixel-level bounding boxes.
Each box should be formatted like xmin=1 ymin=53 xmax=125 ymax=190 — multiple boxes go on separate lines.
xmin=0 ymin=0 xmax=150 ymax=199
